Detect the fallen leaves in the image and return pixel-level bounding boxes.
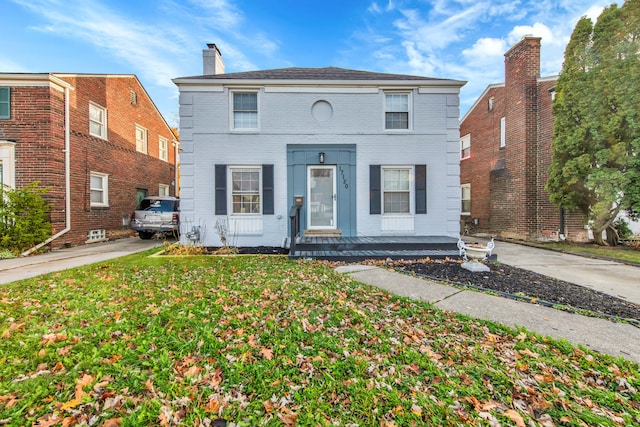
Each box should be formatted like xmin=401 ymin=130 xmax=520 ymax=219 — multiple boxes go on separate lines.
xmin=1 ymin=256 xmax=639 ymax=426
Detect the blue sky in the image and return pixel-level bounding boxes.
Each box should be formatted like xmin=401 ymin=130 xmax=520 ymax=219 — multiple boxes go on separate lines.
xmin=2 ymin=0 xmax=610 ymax=126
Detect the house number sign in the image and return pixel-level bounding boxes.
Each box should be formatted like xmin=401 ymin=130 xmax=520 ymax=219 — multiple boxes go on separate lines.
xmin=339 ymin=166 xmax=349 ymax=189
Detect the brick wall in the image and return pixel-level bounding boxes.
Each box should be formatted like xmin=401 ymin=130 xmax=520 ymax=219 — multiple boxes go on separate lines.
xmin=460 ymin=37 xmax=589 ymax=242
xmin=0 ymin=75 xmax=176 ymax=249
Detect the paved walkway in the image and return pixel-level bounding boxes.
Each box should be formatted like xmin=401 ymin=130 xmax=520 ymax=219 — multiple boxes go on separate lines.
xmin=336 ymin=240 xmax=640 ymax=363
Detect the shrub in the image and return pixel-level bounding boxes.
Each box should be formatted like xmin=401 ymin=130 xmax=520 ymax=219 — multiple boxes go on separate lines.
xmin=613 ymin=217 xmax=633 ymax=241
xmin=0 ymin=182 xmax=52 ymax=254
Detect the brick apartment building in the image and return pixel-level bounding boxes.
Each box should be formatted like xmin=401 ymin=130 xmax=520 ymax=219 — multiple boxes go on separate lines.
xmin=459 ymin=36 xmax=588 ymax=242
xmin=0 ymin=73 xmax=177 ymax=249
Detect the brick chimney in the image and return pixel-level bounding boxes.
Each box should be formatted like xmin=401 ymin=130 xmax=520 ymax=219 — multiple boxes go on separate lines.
xmin=203 ymin=43 xmax=225 ymax=75
xmin=503 ymin=35 xmax=541 ymax=238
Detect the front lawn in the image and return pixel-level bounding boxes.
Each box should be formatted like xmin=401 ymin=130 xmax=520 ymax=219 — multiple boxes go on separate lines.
xmin=1 ymin=253 xmax=638 ymax=426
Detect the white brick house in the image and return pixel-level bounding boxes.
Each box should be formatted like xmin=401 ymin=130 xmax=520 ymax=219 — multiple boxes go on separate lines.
xmin=173 ymin=44 xmax=465 ymax=248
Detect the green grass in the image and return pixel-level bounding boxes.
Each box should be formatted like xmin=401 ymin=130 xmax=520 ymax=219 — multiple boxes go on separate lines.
xmin=1 ymin=253 xmax=638 ymax=426
xmin=535 ymin=241 xmax=640 ymax=264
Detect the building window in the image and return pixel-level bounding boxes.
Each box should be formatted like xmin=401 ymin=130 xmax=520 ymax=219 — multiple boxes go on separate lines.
xmin=90 ymin=172 xmax=109 ymax=207
xmin=500 ymin=117 xmax=506 ymax=148
xmin=135 ymin=125 xmax=148 ymax=153
xmin=231 ymin=167 xmax=261 ymax=214
xmin=382 ymin=167 xmax=411 ymax=214
xmin=0 ymin=87 xmax=10 ymax=119
xmin=159 ymin=136 xmax=168 ymax=161
xmin=461 ymin=134 xmax=471 ymax=160
xmin=232 ymin=92 xmax=258 ymax=130
xmin=89 ymin=102 xmax=107 ymax=139
xmin=488 ymin=97 xmax=494 ymax=111
xmin=159 ymin=184 xmax=169 ymax=196
xmin=461 ymin=184 xmax=471 ymax=215
xmin=384 ymin=92 xmax=410 ymax=130
xmin=0 ymin=141 xmax=16 ymax=189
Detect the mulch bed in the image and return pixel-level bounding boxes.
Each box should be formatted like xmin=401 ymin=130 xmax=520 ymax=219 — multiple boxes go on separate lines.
xmin=389 ymin=259 xmax=640 ymax=323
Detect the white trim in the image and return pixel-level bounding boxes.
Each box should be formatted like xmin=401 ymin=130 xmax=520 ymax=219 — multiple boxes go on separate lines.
xmin=500 ymin=117 xmax=506 ymax=148
xmin=381 ymin=166 xmax=413 ymax=215
xmin=228 ymin=165 xmax=262 ymax=215
xmin=229 ymin=90 xmax=260 ymax=132
xmin=264 ymin=87 xmax=379 ymax=94
xmin=159 ymin=136 xmax=168 ymax=161
xmin=89 ymin=102 xmax=107 ymax=139
xmin=460 ymin=134 xmax=471 ymax=160
xmin=159 ymin=183 xmax=169 ymax=196
xmin=90 ymin=171 xmax=109 ymax=207
xmin=135 ymin=124 xmax=148 ymax=153
xmin=0 ymin=140 xmax=16 ymax=189
xmin=383 ymin=91 xmax=412 ymax=132
xmin=461 ymin=183 xmax=471 ymax=215
xmin=307 ymin=165 xmax=337 ymax=230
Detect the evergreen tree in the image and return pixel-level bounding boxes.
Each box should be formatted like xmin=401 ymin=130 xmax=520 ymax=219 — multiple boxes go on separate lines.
xmin=547 ymin=1 xmax=640 ymax=245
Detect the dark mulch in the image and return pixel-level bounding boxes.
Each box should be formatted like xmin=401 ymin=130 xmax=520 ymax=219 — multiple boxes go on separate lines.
xmin=390 ymin=259 xmax=640 ymax=323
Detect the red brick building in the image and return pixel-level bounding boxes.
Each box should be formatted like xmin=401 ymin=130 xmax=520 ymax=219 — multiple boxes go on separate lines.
xmin=0 ymin=73 xmax=177 ymax=249
xmin=459 ymin=36 xmax=588 ymax=242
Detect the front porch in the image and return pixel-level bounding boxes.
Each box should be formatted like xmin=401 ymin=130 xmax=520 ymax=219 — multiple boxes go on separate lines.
xmin=289 ymin=235 xmax=460 ymax=262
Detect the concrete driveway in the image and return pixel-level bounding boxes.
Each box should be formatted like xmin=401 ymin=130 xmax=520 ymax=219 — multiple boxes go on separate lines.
xmin=0 ymin=237 xmax=165 ymax=284
xmin=493 ymin=240 xmax=640 ymax=306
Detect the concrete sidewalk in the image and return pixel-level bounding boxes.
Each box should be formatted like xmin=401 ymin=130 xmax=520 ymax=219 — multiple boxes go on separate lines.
xmin=336 ymin=265 xmax=640 ymax=363
xmin=0 ymin=238 xmax=164 ymax=284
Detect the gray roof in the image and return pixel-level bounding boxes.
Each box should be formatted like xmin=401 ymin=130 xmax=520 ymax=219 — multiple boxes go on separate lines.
xmin=178 ymin=66 xmax=450 ymax=82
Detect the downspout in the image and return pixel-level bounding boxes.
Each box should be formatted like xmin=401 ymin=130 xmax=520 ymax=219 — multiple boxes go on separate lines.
xmin=22 ymin=85 xmax=72 ymax=256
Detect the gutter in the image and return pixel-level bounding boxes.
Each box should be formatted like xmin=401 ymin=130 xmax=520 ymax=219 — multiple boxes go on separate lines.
xmin=22 ymin=84 xmax=72 ymax=256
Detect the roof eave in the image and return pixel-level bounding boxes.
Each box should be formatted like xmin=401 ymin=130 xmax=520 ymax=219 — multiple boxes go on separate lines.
xmin=173 ymin=77 xmax=466 ymax=88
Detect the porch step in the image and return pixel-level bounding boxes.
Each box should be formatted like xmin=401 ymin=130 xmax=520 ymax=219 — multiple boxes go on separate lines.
xmin=289 ymin=236 xmax=461 ymax=262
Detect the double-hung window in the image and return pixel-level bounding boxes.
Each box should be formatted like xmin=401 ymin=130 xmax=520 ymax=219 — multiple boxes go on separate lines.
xmin=384 ymin=92 xmax=410 ymax=130
xmin=461 ymin=184 xmax=471 ymax=215
xmin=231 ymin=167 xmax=261 ymax=214
xmin=0 ymin=87 xmax=10 ymax=119
xmin=159 ymin=184 xmax=169 ymax=196
xmin=135 ymin=125 xmax=148 ymax=153
xmin=461 ymin=134 xmax=471 ymax=160
xmin=90 ymin=172 xmax=109 ymax=207
xmin=232 ymin=92 xmax=258 ymax=130
xmin=89 ymin=102 xmax=107 ymax=139
xmin=382 ymin=167 xmax=411 ymax=214
xmin=159 ymin=136 xmax=168 ymax=161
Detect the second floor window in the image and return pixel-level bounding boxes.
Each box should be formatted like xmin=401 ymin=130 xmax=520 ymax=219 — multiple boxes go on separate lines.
xmin=461 ymin=134 xmax=471 ymax=159
xmin=0 ymin=87 xmax=10 ymax=119
xmin=500 ymin=117 xmax=506 ymax=148
xmin=159 ymin=136 xmax=168 ymax=161
xmin=232 ymin=92 xmax=258 ymax=130
xmin=385 ymin=93 xmax=409 ymax=130
xmin=136 ymin=125 xmax=148 ymax=153
xmin=89 ymin=103 xmax=107 ymax=139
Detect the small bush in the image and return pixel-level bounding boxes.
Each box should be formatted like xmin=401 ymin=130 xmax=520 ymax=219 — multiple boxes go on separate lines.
xmin=613 ymin=217 xmax=633 ymax=241
xmin=0 ymin=182 xmax=52 ymax=254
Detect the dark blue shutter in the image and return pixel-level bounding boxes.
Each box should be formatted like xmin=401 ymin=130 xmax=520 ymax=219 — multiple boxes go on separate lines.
xmin=262 ymin=164 xmax=274 ymax=215
xmin=415 ymin=164 xmax=427 ymax=214
xmin=370 ymin=165 xmax=381 ymax=214
xmin=215 ymin=164 xmax=227 ymax=215
xmin=0 ymin=87 xmax=9 ymax=119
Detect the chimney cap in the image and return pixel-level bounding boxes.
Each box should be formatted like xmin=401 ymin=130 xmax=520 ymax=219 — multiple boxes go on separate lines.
xmin=206 ymin=43 xmax=222 ymax=55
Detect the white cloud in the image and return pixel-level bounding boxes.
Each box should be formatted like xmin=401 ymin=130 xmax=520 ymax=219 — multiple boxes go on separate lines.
xmin=462 ymin=38 xmax=508 ymax=61
xmin=508 ymin=22 xmax=554 ymax=45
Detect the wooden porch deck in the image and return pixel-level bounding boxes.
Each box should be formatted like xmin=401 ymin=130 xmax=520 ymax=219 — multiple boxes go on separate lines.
xmin=289 ymin=235 xmax=460 ymax=262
